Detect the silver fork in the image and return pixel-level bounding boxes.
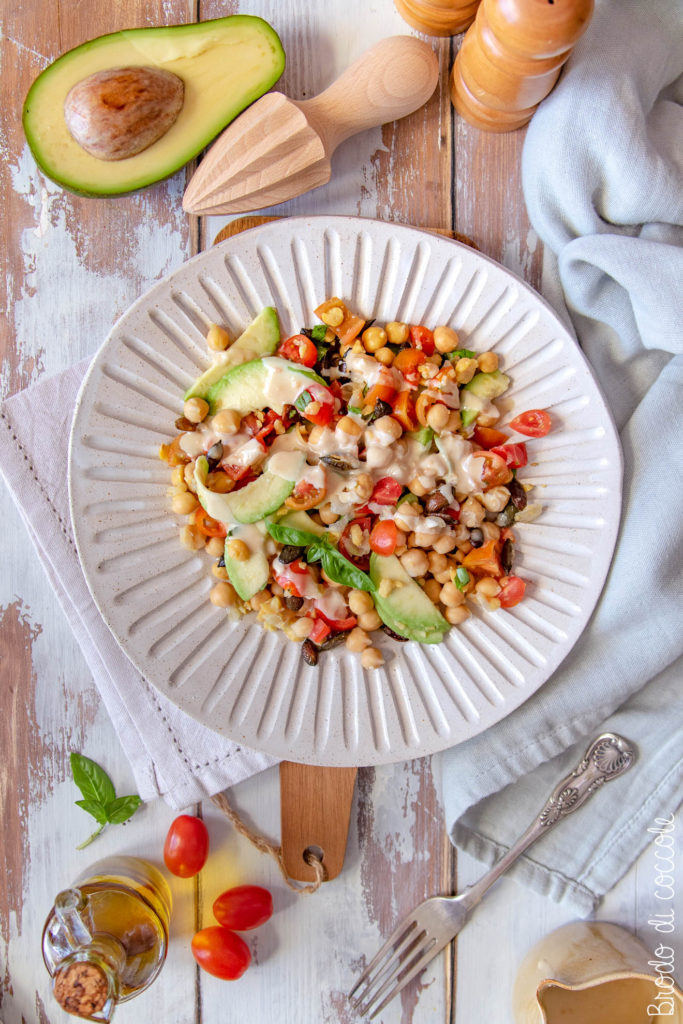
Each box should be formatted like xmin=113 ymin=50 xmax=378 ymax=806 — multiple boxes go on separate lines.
xmin=348 ymin=732 xmax=636 ymax=1019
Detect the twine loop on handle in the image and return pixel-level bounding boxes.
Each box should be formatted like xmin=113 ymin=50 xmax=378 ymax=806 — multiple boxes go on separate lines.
xmin=210 ymin=791 xmax=325 ymax=894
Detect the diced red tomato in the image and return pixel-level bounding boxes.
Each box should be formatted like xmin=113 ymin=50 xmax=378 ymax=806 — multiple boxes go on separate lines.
xmin=365 ymin=382 xmax=398 ymax=407
xmin=473 ymin=426 xmax=510 ymax=449
xmin=308 ymin=617 xmax=331 ymax=645
xmin=338 ymin=516 xmax=372 ymax=571
xmin=297 ymin=382 xmax=335 ymax=427
xmin=313 ymin=298 xmax=365 ymax=348
xmin=499 ymin=575 xmax=526 ymax=608
xmin=370 ymin=519 xmax=398 ymax=556
xmin=392 ymin=391 xmax=419 ymax=431
xmin=462 ymin=539 xmax=503 ymax=578
xmin=439 ymin=505 xmax=461 ymax=521
xmin=193 ymin=508 xmax=227 ymax=539
xmin=394 ymin=348 xmax=426 ymax=382
xmin=278 ymin=334 xmax=318 ymax=367
xmin=370 ymin=477 xmax=403 ymax=505
xmin=469 ymin=450 xmax=513 ymax=487
xmin=274 ymin=558 xmax=310 ymax=597
xmin=409 ymin=324 xmax=435 ymax=356
xmin=223 ymin=463 xmax=258 ymax=484
xmin=509 ymin=409 xmax=552 ymax=437
xmin=243 ymin=408 xmax=291 ymax=443
xmin=491 ymin=442 xmax=528 ymax=469
xmin=316 ymin=610 xmax=357 ymax=632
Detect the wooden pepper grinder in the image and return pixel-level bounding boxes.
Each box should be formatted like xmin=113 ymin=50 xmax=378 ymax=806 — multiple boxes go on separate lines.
xmin=450 ymin=0 xmax=594 ymax=131
xmin=395 ymin=0 xmax=481 ymax=37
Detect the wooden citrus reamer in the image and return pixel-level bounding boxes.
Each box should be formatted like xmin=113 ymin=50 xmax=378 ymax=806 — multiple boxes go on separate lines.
xmin=183 ymin=35 xmax=439 ymax=216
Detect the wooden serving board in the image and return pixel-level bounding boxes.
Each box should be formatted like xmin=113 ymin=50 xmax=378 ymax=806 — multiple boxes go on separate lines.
xmin=212 ymin=214 xmax=475 ymax=883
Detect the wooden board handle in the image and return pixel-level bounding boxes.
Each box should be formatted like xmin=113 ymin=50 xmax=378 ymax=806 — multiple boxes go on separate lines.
xmin=280 ymin=763 xmax=358 ymax=882
xmin=297 ymin=35 xmax=439 ymax=156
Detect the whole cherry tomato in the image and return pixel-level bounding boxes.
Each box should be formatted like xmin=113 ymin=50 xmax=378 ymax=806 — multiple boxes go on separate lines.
xmin=369 ymin=519 xmax=398 ymax=556
xmin=191 ymin=927 xmax=251 ymax=980
xmin=213 ymin=885 xmax=274 ymax=931
xmin=277 ymin=334 xmax=318 ymax=367
xmin=163 ymin=815 xmax=209 ymax=878
xmin=508 ymin=409 xmax=552 ymax=437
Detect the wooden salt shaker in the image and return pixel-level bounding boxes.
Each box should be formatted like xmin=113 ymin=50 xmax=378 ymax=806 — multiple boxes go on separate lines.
xmin=395 ymin=0 xmax=481 ymax=36
xmin=450 ymin=0 xmax=594 ymax=131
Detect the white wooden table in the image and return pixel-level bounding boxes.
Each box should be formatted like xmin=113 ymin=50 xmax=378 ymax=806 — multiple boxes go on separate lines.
xmin=1 ymin=2 xmax=680 ymax=1022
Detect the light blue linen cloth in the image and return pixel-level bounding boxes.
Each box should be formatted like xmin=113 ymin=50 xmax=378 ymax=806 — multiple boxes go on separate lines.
xmin=441 ymin=0 xmax=683 ymax=913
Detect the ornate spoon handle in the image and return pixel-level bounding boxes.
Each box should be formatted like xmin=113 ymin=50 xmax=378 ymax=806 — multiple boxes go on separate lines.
xmin=462 ymin=732 xmax=637 ymax=909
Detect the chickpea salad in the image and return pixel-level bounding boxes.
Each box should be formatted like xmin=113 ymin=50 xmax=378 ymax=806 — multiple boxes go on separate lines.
xmin=160 ymin=299 xmax=552 ymax=669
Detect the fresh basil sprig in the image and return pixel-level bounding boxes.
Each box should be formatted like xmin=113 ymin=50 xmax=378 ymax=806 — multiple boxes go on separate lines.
xmin=70 ymin=752 xmax=141 ymax=849
xmin=306 ymin=540 xmax=375 ymax=592
xmin=265 ymin=520 xmax=320 ymax=547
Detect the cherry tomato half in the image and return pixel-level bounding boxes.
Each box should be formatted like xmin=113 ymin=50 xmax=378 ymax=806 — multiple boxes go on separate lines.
xmin=193 ymin=508 xmax=227 ymax=539
xmin=213 ymin=886 xmax=273 ymax=931
xmin=469 ymin=450 xmax=513 ymax=487
xmin=365 ymin=382 xmax=397 ymax=408
xmin=370 ymin=477 xmax=403 ymax=505
xmin=409 ymin=324 xmax=435 ymax=356
xmin=370 ymin=519 xmax=398 ymax=556
xmin=392 ymin=391 xmax=419 ymax=432
xmin=191 ymin=927 xmax=251 ymax=980
xmin=472 ymin=426 xmax=510 ymax=449
xmin=338 ymin=516 xmax=372 ymax=571
xmin=163 ymin=815 xmax=209 ymax=878
xmin=508 ymin=409 xmax=552 ymax=437
xmin=490 ymin=442 xmax=528 ymax=469
xmin=284 ymin=480 xmax=326 ymax=511
xmin=278 ymin=334 xmax=318 ymax=367
xmin=393 ymin=348 xmax=426 ymax=380
xmin=498 ymin=575 xmax=526 ymax=608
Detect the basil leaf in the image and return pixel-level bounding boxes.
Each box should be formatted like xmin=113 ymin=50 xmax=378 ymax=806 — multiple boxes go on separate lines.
xmin=266 ymin=520 xmax=321 ymax=547
xmin=70 ymin=752 xmax=116 ymax=806
xmin=75 ymin=799 xmax=108 ymax=825
xmin=320 ymin=546 xmax=375 ymax=592
xmin=105 ymin=795 xmax=142 ymax=825
xmin=306 ymin=540 xmax=328 ymax=564
xmin=454 ymin=566 xmax=470 ymax=591
xmin=294 ymin=389 xmax=312 ymax=412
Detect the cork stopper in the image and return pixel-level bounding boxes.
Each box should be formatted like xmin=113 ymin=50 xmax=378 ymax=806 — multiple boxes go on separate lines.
xmin=53 ymin=961 xmax=108 ymax=1018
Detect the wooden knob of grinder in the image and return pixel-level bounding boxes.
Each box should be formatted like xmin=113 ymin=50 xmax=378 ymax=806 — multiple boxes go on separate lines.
xmin=451 ymin=0 xmax=594 ymax=131
xmin=395 ymin=0 xmax=481 ymax=36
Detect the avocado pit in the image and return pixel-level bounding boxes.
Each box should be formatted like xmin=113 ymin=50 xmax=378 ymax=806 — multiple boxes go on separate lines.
xmin=64 ymin=66 xmax=184 ymax=160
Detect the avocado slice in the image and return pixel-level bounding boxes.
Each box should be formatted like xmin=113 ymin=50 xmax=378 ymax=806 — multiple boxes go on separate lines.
xmin=194 ymin=452 xmax=305 ymax=525
xmin=184 ymin=308 xmax=281 ymax=401
xmin=460 ymin=369 xmax=510 ymax=428
xmin=22 ymin=16 xmax=285 ymax=196
xmin=205 ymin=357 xmax=327 ymax=416
xmin=223 ymin=524 xmax=269 ymax=602
xmin=369 ymin=553 xmax=448 ymax=643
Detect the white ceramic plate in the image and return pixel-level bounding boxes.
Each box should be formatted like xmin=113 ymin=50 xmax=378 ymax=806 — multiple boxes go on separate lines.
xmin=69 ymin=216 xmax=621 ymax=766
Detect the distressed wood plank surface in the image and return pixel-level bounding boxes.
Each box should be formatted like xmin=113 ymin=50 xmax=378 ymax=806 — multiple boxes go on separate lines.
xmin=2 ymin=2 xmax=666 ymax=1024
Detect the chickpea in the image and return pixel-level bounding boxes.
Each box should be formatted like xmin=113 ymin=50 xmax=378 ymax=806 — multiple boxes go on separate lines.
xmin=360 ymin=647 xmax=384 ymax=669
xmin=428 ymin=551 xmax=448 ymax=575
xmin=206 ymin=323 xmax=231 ymax=351
xmin=373 ymin=415 xmax=403 ymax=441
xmin=291 ymin=616 xmax=314 ymax=639
xmin=440 ymin=581 xmax=466 ymax=607
xmin=210 ymin=581 xmax=237 ymax=607
xmin=400 ymin=549 xmax=429 ymax=577
xmin=206 ymin=535 xmax=225 ymax=557
xmin=385 ymin=321 xmax=410 ymax=345
xmin=479 ymin=486 xmax=511 ymax=512
xmin=433 ymin=325 xmax=461 ymax=354
xmin=179 ymin=524 xmax=205 ymax=551
xmin=183 ymin=462 xmax=198 ymax=492
xmin=358 ymin=609 xmax=382 ymax=632
xmin=445 ymin=410 xmax=462 ymax=433
xmin=212 ymin=408 xmax=241 ymax=435
xmin=226 ymin=538 xmax=250 ymax=561
xmin=321 ymin=569 xmax=343 ymax=588
xmin=337 ymin=415 xmax=363 ymax=438
xmin=374 ymin=346 xmax=395 ymax=366
xmin=408 ymin=477 xmax=429 ymax=497
xmin=320 ymin=304 xmax=345 ymax=328
xmin=426 ymin=402 xmax=450 ymax=433
xmin=353 ymin=473 xmax=374 ymax=501
xmin=349 ymin=590 xmax=375 ymax=615
xmin=346 ymin=627 xmax=371 ymax=653
xmin=445 ymin=605 xmax=470 ymax=625
xmin=319 ymin=503 xmax=340 ymax=525
xmin=460 ymin=496 xmax=486 ymax=527
xmin=363 ymin=326 xmax=388 ymax=353
xmin=184 ymin=396 xmax=209 ymax=423
xmin=171 ymin=465 xmax=186 ymax=488
xmin=250 ymin=590 xmax=272 ymax=610
xmin=432 ymin=533 xmax=458 ymax=554
xmin=480 ymin=522 xmax=501 ymax=543
xmin=477 ymin=351 xmax=499 ymax=373
xmin=211 ymin=563 xmax=229 ymax=581
xmin=475 ymin=576 xmax=501 ymax=597
xmin=434 ymin=569 xmax=452 ymax=585
xmin=412 ymin=531 xmax=435 ymax=548
xmin=422 ymin=578 xmax=442 ymax=603
xmin=454 ymin=358 xmax=478 ymax=385
xmin=171 ymin=490 xmax=198 ymax=515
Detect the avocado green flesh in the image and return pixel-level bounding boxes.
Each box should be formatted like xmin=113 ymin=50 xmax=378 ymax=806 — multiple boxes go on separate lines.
xmin=462 ymin=370 xmax=510 ymax=401
xmin=223 ymin=526 xmax=268 ymax=602
xmin=22 ymin=16 xmax=285 ymax=196
xmin=184 ymin=307 xmax=281 ymax=401
xmin=369 ymin=553 xmax=448 ymax=643
xmin=228 ymin=471 xmax=296 ymax=524
xmin=205 ymin=357 xmax=326 ymax=416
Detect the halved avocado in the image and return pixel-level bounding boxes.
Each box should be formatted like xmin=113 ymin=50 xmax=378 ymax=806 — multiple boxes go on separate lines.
xmin=22 ymin=16 xmax=285 ymax=196
xmin=370 ymin=553 xmax=448 ymax=643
